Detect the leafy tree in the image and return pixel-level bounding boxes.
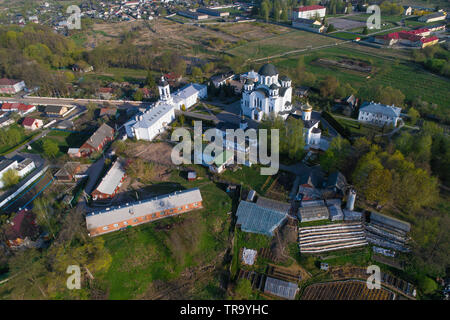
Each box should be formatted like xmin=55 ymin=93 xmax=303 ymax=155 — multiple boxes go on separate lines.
xmin=191 ymin=67 xmax=203 ymax=82
xmin=326 ymin=24 xmax=336 ymax=33
xmin=1 ymin=169 xmax=20 ymax=188
xmin=408 ymin=107 xmax=420 ymax=125
xmin=133 ymin=89 xmax=143 ymax=101
xmin=320 ymin=75 xmax=339 ymax=98
xmin=234 ymin=279 xmax=253 ymax=299
xmin=42 ymin=139 xmax=59 ymax=158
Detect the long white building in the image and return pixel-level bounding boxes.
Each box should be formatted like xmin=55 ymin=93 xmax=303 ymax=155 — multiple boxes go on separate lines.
xmin=125 ymin=77 xmax=207 ymax=141
xmin=358 ymin=102 xmax=402 ymax=127
xmin=293 ymin=5 xmax=326 ymax=19
xmin=241 ymin=63 xmax=293 ymax=121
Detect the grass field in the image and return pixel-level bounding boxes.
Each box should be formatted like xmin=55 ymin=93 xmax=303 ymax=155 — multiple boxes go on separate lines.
xmin=272 ymin=44 xmax=450 ymax=108
xmin=95 ymin=170 xmax=233 ymax=299
xmin=227 ymin=30 xmax=344 ymax=61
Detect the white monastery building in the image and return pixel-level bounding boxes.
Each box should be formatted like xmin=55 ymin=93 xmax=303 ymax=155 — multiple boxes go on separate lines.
xmin=125 ymin=77 xmax=206 ymax=141
xmin=358 ymin=102 xmax=402 ymax=127
xmin=293 ymin=5 xmax=326 ymax=19
xmin=241 ymin=64 xmax=293 ymax=121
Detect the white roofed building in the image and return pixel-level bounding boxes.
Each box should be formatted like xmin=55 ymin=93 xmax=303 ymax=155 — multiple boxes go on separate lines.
xmin=124 ymin=76 xmax=206 ymax=141
xmin=358 ymin=102 xmax=402 ymax=127
xmin=91 ymin=158 xmax=127 ymax=200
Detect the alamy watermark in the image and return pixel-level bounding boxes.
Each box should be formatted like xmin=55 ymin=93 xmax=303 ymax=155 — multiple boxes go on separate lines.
xmin=171 ymin=121 xmax=279 ymax=175
xmin=66 ymin=265 xmax=81 ymax=290
xmin=67 ymin=5 xmax=81 ymax=30
xmin=366 ymin=5 xmax=381 ymax=30
xmin=366 ymin=265 xmax=381 ymax=290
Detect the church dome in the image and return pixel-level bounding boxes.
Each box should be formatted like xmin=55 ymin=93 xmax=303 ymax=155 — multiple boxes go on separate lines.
xmin=258 ymin=63 xmax=278 ymax=76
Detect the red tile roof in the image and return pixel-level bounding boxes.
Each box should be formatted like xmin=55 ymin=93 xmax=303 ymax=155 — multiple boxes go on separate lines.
xmin=293 ymin=5 xmax=325 ymax=12
xmin=22 ymin=117 xmax=38 ymax=126
xmin=421 ymin=36 xmax=438 ymax=43
xmin=1 ymin=102 xmax=34 ymax=111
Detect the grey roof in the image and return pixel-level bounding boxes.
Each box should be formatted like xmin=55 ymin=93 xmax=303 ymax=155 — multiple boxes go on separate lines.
xmin=258 ymin=63 xmax=278 ymax=77
xmin=44 ymin=105 xmax=67 ymax=114
xmin=84 ymin=123 xmax=114 ymax=149
xmin=301 ymin=200 xmax=325 ymax=207
xmin=312 ymin=127 xmax=321 ymax=134
xmin=299 ymin=169 xmax=324 ymax=188
xmin=280 ymin=75 xmax=291 ymax=81
xmin=325 ymin=198 xmax=342 ymax=207
xmin=86 ymin=188 xmax=203 ymax=230
xmin=256 ymin=196 xmax=291 ymax=215
xmin=236 ymin=201 xmax=287 ymax=236
xmin=370 ymin=212 xmax=411 ymax=233
xmin=264 ymin=277 xmax=298 ymax=300
xmin=269 ymin=83 xmax=280 ymax=89
xmin=359 ymin=102 xmax=401 ymax=118
xmin=328 ymin=205 xmax=344 ymax=221
xmin=325 ymin=171 xmax=347 ymax=191
xmin=343 ymin=209 xmax=363 ymax=221
xmin=298 ymin=205 xmax=329 ymax=222
xmin=303 ymin=118 xmax=320 ymax=129
xmin=293 ymin=17 xmax=317 ymax=25
xmin=94 ymin=158 xmax=126 ymax=195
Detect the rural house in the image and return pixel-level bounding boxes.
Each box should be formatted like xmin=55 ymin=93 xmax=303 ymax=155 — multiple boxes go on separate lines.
xmin=91 ymin=158 xmax=127 ymax=200
xmin=22 ymin=117 xmax=43 ymax=130
xmin=4 ymin=210 xmax=40 ymax=248
xmin=0 ymin=78 xmax=26 ymax=94
xmin=80 ymin=123 xmax=115 ymax=157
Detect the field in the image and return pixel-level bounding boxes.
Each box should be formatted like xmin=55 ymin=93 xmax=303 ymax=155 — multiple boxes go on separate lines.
xmin=227 ymin=29 xmax=345 ymax=61
xmin=301 ymin=280 xmax=394 ymax=300
xmin=95 ymin=169 xmax=233 ymax=299
xmin=273 ymin=43 xmax=450 ymax=108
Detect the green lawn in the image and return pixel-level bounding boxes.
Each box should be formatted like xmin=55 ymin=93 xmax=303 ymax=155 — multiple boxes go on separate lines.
xmin=222 ymin=165 xmax=274 ymax=195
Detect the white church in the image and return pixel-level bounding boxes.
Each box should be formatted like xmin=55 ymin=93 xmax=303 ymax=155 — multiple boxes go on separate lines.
xmin=241 ymin=63 xmax=322 ymax=149
xmin=241 ymin=63 xmax=293 ymax=121
xmin=124 ymin=76 xmax=207 ymax=141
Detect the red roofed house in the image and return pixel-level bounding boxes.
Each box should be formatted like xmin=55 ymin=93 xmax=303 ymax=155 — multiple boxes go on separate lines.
xmin=0 ymin=78 xmax=26 ymax=94
xmin=374 ymin=29 xmax=439 ymax=48
xmin=22 ymin=117 xmax=43 ymax=130
xmin=293 ymin=5 xmax=326 ymax=19
xmin=98 ymin=87 xmax=114 ymax=100
xmin=164 ymin=72 xmax=182 ymax=85
xmin=1 ymin=102 xmax=36 ymax=115
xmin=4 ymin=210 xmax=40 ymax=248
xmin=80 ymin=123 xmax=115 ymax=157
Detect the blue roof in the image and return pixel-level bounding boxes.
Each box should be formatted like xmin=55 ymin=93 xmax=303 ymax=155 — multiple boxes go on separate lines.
xmin=236 ymin=201 xmax=287 ymax=236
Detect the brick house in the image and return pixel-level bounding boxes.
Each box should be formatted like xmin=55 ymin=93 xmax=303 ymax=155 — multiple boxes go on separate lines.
xmin=4 ymin=210 xmax=40 ymax=248
xmin=22 ymin=117 xmax=43 ymax=130
xmin=91 ymin=158 xmax=126 ymax=200
xmin=86 ymin=188 xmax=203 ymax=236
xmin=79 ymin=123 xmax=115 ymax=157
